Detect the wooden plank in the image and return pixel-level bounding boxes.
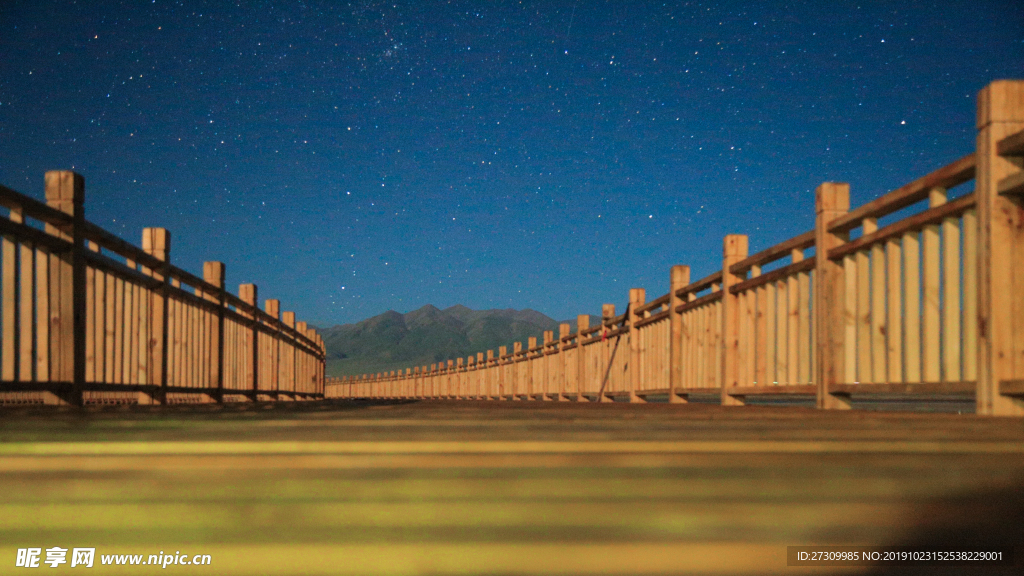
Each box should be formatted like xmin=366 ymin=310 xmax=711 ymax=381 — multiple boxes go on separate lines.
xmin=85 ymin=263 xmax=95 ymax=383
xmin=682 ymin=300 xmax=694 ymax=390
xmin=127 ymin=279 xmax=138 ymax=384
xmin=2 ymin=234 xmax=17 ymax=381
xmin=622 ymin=286 xmax=638 ymax=403
xmin=634 ymin=292 xmax=669 ymax=315
xmin=727 ymin=384 xmax=816 ymax=396
xmin=814 ymin=184 xmax=853 ymax=406
xmin=857 ymin=219 xmax=877 ymax=384
xmin=674 ymin=290 xmax=723 ymax=314
xmin=870 ymin=239 xmax=887 ymax=384
xmin=828 ymin=194 xmax=976 ymax=260
xmin=962 ymin=209 xmax=978 ymax=382
xmin=714 ymin=299 xmax=724 ymax=389
xmin=1001 ymin=380 xmax=1024 ymax=397
xmin=856 ymin=245 xmax=872 ymax=383
xmin=976 ymin=80 xmax=1024 ymax=415
xmin=35 ymin=248 xmax=49 ymax=383
xmin=830 ymin=381 xmax=975 ymax=395
xmin=674 ymin=270 xmax=723 ymax=299
xmin=138 ymin=279 xmax=149 ymax=385
xmin=764 ymin=281 xmax=776 ymax=385
xmin=729 ymin=230 xmax=815 ymax=275
xmin=694 ymin=305 xmax=705 ymax=391
xmin=903 ymin=231 xmax=922 ymax=383
xmin=997 ymin=171 xmax=1024 ymax=198
xmin=922 ymin=188 xmax=944 ymax=382
xmin=843 ymin=254 xmax=857 ymax=384
xmin=0 ymin=184 xmax=73 ymax=227
xmin=754 ymin=283 xmax=767 ymax=386
xmin=797 ymin=270 xmax=811 ymax=385
xmin=943 ymin=214 xmax=962 ymax=382
xmin=885 ymin=239 xmax=903 ymax=383
xmin=786 ymin=253 xmax=800 ymax=385
xmin=996 ymin=127 xmax=1024 ymax=156
xmin=775 ymin=278 xmax=788 ymax=384
xmin=729 ymin=258 xmax=814 ymax=295
xmin=142 ymin=228 xmax=169 ymax=400
xmin=113 ymin=277 xmax=124 ymax=385
xmin=736 ymin=290 xmax=750 ymax=387
xmin=828 ymin=154 xmax=976 ymax=234
xmin=633 ymin=309 xmax=669 ymax=328
xmin=18 ymin=236 xmax=34 ymax=381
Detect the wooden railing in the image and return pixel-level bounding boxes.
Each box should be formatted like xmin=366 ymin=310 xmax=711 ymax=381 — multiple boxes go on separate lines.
xmin=0 ymin=171 xmax=325 ymax=405
xmin=327 ymin=79 xmax=1024 ymax=417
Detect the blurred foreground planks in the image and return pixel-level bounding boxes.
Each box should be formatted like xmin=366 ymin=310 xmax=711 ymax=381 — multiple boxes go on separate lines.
xmin=1 ymin=400 xmax=1023 ymax=575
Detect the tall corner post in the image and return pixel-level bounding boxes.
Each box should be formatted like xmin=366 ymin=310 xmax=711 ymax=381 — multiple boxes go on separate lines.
xmin=668 ymin=265 xmax=690 ymax=403
xmin=976 ymin=80 xmax=1024 ymax=416
xmin=813 ymin=183 xmax=852 ymax=410
xmin=43 ymin=171 xmax=86 ymax=406
xmin=721 ymin=234 xmax=748 ymax=406
xmin=141 ymin=227 xmax=170 ymax=405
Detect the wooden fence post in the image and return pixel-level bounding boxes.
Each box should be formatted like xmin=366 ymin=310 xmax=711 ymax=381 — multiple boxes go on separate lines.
xmin=265 ymin=299 xmax=281 ymax=400
xmin=721 ymin=234 xmax=748 ymax=406
xmin=141 ymin=227 xmax=170 ymax=405
xmin=628 ymin=288 xmax=645 ymax=403
xmin=814 ymin=183 xmax=852 ymax=410
xmin=202 ymin=262 xmax=225 ymax=403
xmin=669 ymin=265 xmax=690 ymax=403
xmin=43 ymin=171 xmax=85 ymax=406
xmin=976 ymin=80 xmax=1024 ymax=416
xmin=239 ymin=284 xmax=259 ymax=400
xmin=576 ymin=315 xmax=589 ymax=402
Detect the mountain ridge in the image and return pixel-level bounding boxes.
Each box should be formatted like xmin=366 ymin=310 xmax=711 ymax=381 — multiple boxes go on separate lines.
xmin=320 ymin=305 xmax=597 ymax=377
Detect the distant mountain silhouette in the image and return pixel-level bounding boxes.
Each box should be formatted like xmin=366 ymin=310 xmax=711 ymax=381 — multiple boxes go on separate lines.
xmin=320 ymin=305 xmax=598 ymax=377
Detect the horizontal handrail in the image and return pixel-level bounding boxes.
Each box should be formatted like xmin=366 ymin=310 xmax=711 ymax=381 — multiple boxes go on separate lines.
xmin=827 ymin=153 xmax=975 ymax=234
xmin=828 ymin=193 xmax=976 ymax=260
xmin=675 ymin=270 xmax=722 ymax=299
xmin=729 ymin=258 xmax=815 ymax=295
xmin=634 ymin=309 xmax=670 ymax=328
xmin=635 ymin=293 xmax=670 ymax=315
xmin=997 ymin=129 xmax=1024 ymax=156
xmin=0 ymin=184 xmax=74 ymax=227
xmin=0 ymin=216 xmax=73 ymax=252
xmin=674 ymin=290 xmax=723 ymax=314
xmin=729 ymin=230 xmax=815 ymax=275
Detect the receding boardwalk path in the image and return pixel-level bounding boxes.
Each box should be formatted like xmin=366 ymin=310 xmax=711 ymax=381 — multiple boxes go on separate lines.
xmin=1 ymin=401 xmax=1023 ymax=575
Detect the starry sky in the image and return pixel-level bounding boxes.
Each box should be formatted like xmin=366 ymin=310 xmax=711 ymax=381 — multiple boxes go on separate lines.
xmin=2 ymin=1 xmax=1022 ymax=327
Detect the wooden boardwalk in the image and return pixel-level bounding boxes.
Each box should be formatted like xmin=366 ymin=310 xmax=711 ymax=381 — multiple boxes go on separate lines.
xmin=1 ymin=401 xmax=1022 ymax=575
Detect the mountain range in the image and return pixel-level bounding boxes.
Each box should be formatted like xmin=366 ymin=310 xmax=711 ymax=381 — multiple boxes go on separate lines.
xmin=319 ymin=305 xmax=597 ymax=377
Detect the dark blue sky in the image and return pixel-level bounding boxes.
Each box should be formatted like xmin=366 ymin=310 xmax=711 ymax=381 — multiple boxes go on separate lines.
xmin=2 ymin=1 xmax=1022 ymax=327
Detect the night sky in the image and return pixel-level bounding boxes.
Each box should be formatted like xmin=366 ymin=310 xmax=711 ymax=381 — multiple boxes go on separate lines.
xmin=2 ymin=1 xmax=1022 ymax=327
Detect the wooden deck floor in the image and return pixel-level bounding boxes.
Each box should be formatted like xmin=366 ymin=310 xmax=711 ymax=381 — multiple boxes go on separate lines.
xmin=1 ymin=400 xmax=1022 ymax=575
